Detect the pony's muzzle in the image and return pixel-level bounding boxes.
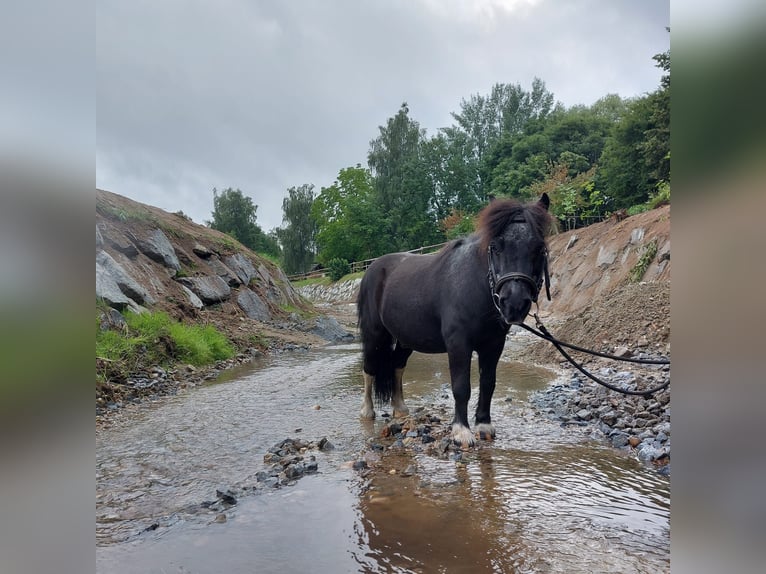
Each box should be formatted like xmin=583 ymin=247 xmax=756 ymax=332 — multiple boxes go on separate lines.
xmin=497 ymin=281 xmax=534 ymax=324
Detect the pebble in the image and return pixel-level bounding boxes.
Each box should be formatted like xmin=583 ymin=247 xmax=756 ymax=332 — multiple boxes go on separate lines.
xmin=530 ymin=369 xmax=671 ymax=473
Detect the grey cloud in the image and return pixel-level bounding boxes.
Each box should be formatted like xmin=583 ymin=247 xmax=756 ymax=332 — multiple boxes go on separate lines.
xmin=97 ymin=0 xmax=668 ymax=231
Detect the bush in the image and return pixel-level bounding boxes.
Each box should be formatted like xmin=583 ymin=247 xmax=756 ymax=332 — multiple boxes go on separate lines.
xmin=327 ymin=258 xmax=351 ymax=282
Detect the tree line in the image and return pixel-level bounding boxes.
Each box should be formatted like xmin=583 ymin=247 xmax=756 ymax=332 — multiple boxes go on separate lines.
xmin=209 ymin=46 xmax=669 ymax=274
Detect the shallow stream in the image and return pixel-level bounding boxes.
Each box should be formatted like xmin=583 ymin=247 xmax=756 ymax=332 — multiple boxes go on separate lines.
xmin=96 ymin=342 xmax=669 ymax=573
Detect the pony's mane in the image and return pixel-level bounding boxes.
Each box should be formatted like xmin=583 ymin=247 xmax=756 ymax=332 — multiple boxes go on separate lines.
xmin=477 ymin=198 xmax=552 ymax=251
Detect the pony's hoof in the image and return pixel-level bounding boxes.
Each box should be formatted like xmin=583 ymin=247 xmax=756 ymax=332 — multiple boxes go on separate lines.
xmin=360 ymin=407 xmax=376 ymax=420
xmin=451 ymin=424 xmax=475 ymax=448
xmin=475 ymin=423 xmax=496 ymax=441
xmin=393 ymin=405 xmax=410 ymax=418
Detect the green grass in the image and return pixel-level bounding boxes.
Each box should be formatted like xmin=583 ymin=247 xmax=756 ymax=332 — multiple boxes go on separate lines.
xmin=96 ymin=310 xmax=235 ymax=381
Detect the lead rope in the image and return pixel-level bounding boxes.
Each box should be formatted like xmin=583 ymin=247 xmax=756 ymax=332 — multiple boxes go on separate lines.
xmin=519 ymin=312 xmax=670 ymax=398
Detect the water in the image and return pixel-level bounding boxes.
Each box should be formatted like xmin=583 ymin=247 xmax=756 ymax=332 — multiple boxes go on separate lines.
xmin=97 ymin=343 xmax=669 ymax=573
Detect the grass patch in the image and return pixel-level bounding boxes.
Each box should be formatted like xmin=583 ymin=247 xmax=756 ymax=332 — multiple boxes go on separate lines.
xmin=96 ymin=310 xmax=235 ymax=382
xmin=629 ymin=239 xmax=658 ymax=283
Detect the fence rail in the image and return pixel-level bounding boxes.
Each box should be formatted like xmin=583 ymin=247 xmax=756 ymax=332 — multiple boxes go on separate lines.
xmin=287 ymin=241 xmax=448 ymax=282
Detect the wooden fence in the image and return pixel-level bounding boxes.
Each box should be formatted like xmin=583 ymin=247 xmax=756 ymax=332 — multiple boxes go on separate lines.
xmin=287 ymin=241 xmax=448 ymax=282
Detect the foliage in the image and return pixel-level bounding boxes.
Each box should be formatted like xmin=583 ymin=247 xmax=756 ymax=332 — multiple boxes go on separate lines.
xmin=367 ymin=102 xmax=441 ymax=252
xmin=630 ymin=239 xmax=658 ymax=283
xmin=311 ymin=165 xmax=384 ymax=263
xmin=327 ymin=258 xmax=351 ymax=282
xmin=439 ymin=209 xmax=475 ymax=240
xmin=275 ymin=184 xmax=318 ymax=274
xmin=649 ymin=177 xmax=671 ymax=209
xmin=96 ymin=311 xmax=234 ymax=379
xmin=271 ymin=52 xmax=670 ymax=263
xmin=208 ymin=187 xmax=280 ymax=257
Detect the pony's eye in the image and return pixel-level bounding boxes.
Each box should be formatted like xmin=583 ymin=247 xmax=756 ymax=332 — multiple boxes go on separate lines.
xmin=492 ymin=239 xmax=504 ymax=252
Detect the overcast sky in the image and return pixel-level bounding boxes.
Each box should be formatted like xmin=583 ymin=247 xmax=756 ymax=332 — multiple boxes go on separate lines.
xmin=96 ymin=0 xmax=669 ymax=232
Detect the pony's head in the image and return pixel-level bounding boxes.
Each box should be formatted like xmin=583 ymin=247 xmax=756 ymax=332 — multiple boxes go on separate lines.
xmin=478 ymin=193 xmax=553 ymax=324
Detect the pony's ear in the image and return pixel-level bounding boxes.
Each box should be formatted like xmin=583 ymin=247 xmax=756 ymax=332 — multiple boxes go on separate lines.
xmin=538 ymin=193 xmax=550 ymax=211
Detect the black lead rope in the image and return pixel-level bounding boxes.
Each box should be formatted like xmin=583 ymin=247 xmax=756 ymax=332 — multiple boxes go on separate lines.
xmin=519 ymin=314 xmax=670 ymax=398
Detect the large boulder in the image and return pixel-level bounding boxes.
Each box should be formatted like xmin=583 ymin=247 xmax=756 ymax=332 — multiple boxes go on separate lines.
xmin=96 ymin=250 xmax=153 ymax=309
xmin=135 ymin=228 xmax=181 ymax=271
xmin=311 ymin=316 xmax=354 ymax=342
xmin=224 ymin=253 xmax=258 ymax=285
xmin=208 ymin=256 xmax=241 ymax=287
xmin=176 ymin=276 xmax=231 ymax=304
xmin=236 ymin=288 xmax=271 ymax=321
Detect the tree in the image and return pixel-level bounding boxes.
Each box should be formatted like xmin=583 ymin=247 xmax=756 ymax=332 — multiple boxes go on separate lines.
xmin=640 ymin=46 xmax=670 ymax=184
xmin=367 ymin=102 xmax=439 ymax=251
xmin=596 ymin=96 xmax=655 ymax=208
xmin=311 ymin=165 xmax=384 ymax=263
xmin=275 ymin=184 xmax=317 ymax=274
xmin=208 ymin=187 xmax=270 ymax=252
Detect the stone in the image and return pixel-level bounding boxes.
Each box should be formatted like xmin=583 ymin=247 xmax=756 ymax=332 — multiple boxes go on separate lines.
xmin=224 ymin=253 xmax=259 ymax=285
xmin=96 ymin=250 xmax=154 ymax=308
xmin=628 ymin=436 xmax=641 ymax=448
xmin=180 ymin=285 xmax=204 ymax=309
xmin=192 ymin=243 xmax=213 ymax=258
xmin=576 ymin=409 xmax=592 ymax=421
xmin=99 ymin=307 xmax=127 ymax=331
xmin=208 ymin=256 xmax=241 ymax=287
xmin=311 ymin=316 xmax=354 ymax=342
xmin=236 ymin=288 xmax=271 ymax=321
xmin=613 ymin=346 xmax=633 ymax=358
xmin=135 ymin=228 xmax=181 ymax=271
xmin=596 ymin=245 xmax=617 ymax=267
xmin=177 ymin=276 xmax=231 ymax=304
xmin=215 ymin=488 xmax=237 ymax=505
xmin=105 ymin=228 xmax=140 ymax=257
xmin=283 ymin=463 xmax=305 ymax=479
xmin=610 ymin=433 xmax=630 ymax=448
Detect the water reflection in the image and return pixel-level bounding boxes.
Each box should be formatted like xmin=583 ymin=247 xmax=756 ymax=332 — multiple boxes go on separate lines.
xmin=97 ymin=343 xmax=669 ymax=573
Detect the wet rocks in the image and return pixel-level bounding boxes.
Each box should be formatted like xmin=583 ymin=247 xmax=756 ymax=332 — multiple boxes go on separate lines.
xmin=253 ymin=437 xmax=324 ymax=490
xmin=530 ymin=365 xmax=671 ymax=472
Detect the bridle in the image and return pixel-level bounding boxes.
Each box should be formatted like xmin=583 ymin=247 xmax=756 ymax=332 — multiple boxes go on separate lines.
xmin=487 ymin=222 xmax=551 ymax=324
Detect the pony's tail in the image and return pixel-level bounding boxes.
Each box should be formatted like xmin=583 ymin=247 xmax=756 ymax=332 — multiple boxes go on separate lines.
xmin=357 ymin=267 xmax=396 ymax=405
xmin=366 ymin=337 xmax=396 ymax=405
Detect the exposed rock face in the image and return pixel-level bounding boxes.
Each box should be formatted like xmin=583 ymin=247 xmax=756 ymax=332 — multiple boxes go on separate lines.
xmin=96 ymin=250 xmax=154 ymax=310
xmin=134 ymin=228 xmax=181 ymax=271
xmin=225 ymin=253 xmax=259 ymax=285
xmin=176 ymin=276 xmax=232 ymax=304
xmin=237 ymin=289 xmax=271 ymax=321
xmin=96 ymin=189 xmax=314 ymax=340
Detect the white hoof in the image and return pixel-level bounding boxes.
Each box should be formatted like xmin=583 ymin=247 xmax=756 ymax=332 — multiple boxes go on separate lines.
xmin=475 ymin=423 xmax=496 ymax=441
xmin=451 ymin=423 xmax=475 ymax=448
xmin=360 ymin=404 xmax=376 ymax=420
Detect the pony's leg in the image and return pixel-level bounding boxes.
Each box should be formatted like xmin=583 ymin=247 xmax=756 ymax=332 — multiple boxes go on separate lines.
xmin=475 ymin=341 xmax=504 ymax=441
xmin=360 ymin=371 xmax=375 ymax=419
xmin=392 ymin=369 xmax=409 ymax=417
xmin=447 ymin=347 xmax=475 ymax=447
xmin=391 ymin=346 xmax=413 ymax=418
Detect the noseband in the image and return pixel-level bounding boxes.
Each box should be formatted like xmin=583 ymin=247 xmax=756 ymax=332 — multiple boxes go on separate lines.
xmin=487 ymin=225 xmax=551 ymax=323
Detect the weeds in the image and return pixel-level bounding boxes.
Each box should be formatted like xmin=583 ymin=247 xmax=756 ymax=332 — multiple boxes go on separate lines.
xmin=629 ymin=239 xmax=658 ymax=282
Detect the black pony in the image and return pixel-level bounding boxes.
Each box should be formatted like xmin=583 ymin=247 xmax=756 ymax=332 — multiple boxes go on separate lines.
xmin=357 ymin=194 xmax=553 ymax=446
